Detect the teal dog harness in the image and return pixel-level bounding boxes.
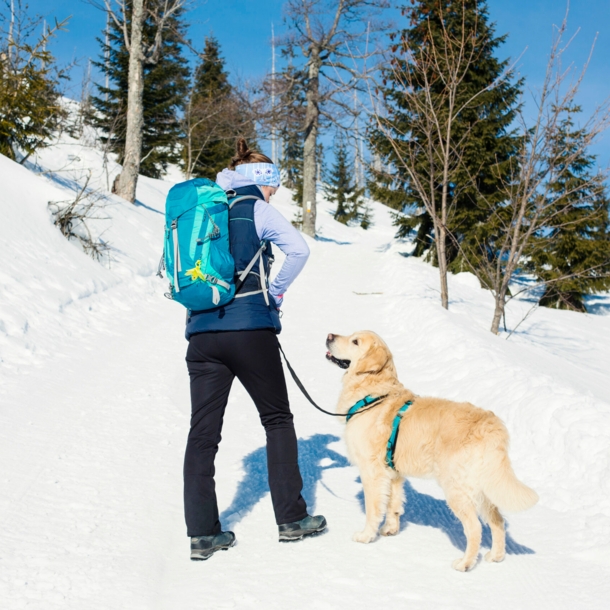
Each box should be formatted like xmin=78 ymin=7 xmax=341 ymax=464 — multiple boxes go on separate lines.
xmin=345 ymin=395 xmax=413 ymax=470
xmin=345 ymin=395 xmax=387 ymax=422
xmin=385 ymin=401 xmax=413 ymax=470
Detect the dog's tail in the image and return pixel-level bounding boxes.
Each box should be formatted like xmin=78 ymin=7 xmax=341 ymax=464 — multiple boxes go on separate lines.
xmin=482 ymin=453 xmax=538 ymax=512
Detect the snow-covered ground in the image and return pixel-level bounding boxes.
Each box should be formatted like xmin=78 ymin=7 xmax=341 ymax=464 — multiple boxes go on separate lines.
xmin=1 ymin=131 xmax=609 ymax=609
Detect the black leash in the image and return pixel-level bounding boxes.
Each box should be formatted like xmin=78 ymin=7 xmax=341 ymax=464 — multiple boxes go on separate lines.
xmin=277 ymin=342 xmax=387 ymax=419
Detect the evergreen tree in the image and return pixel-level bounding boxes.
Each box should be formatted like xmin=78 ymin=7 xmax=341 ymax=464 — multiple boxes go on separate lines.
xmin=184 ymin=36 xmax=259 ymax=180
xmin=325 ymin=140 xmax=367 ymax=227
xmin=528 ymin=106 xmax=610 ymax=312
xmin=91 ymin=2 xmax=189 ymax=179
xmin=369 ymin=0 xmax=521 ymax=268
xmin=0 ymin=13 xmax=67 ymax=162
xmin=184 ymin=36 xmax=235 ymax=179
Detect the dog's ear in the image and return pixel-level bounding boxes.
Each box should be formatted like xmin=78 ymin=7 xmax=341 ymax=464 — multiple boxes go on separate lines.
xmin=354 ymin=342 xmax=389 ymax=375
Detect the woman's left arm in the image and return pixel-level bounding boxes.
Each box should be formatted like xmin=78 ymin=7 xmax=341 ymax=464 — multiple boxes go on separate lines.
xmin=253 ymin=201 xmax=310 ymax=307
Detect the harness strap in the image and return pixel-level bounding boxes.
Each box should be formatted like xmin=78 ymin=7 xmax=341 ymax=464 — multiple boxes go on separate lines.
xmin=386 ymin=401 xmax=413 ymax=470
xmin=345 ymin=395 xmax=387 ymax=422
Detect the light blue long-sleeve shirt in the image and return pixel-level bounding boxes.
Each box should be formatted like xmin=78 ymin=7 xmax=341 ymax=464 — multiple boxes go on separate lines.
xmin=216 ymin=169 xmax=310 ymax=306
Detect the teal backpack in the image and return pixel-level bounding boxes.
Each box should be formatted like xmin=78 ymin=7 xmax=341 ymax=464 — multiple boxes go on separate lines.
xmin=158 ymin=178 xmax=263 ymax=311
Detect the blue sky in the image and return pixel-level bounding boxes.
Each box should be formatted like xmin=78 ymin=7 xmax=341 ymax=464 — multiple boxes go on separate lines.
xmin=15 ymin=0 xmax=610 ymax=165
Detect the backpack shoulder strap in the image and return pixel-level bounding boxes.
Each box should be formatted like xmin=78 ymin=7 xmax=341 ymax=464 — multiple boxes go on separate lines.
xmin=226 ymin=193 xmax=270 ymax=305
xmin=228 ymin=195 xmax=260 ymax=209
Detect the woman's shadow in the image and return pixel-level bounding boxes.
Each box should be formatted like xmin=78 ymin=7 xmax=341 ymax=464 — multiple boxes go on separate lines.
xmin=220 ymin=433 xmax=349 ymax=530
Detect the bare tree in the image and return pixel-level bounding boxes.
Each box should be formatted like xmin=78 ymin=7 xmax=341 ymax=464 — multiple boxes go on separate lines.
xmin=370 ymin=1 xmax=513 ymax=310
xmin=457 ymin=14 xmax=610 ymax=334
xmin=99 ymin=0 xmax=185 ymax=203
xmin=182 ymin=90 xmax=226 ymax=180
xmin=281 ymin=0 xmax=388 ymax=237
xmin=182 ymin=92 xmax=256 ymax=180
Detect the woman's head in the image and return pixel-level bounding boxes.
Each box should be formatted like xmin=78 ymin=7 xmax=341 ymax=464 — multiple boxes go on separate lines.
xmin=229 ymin=138 xmax=273 ymax=169
xmin=230 ymin=138 xmax=281 ymax=198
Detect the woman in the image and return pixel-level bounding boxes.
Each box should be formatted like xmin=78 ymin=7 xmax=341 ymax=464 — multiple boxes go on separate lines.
xmin=184 ymin=139 xmax=326 ymax=561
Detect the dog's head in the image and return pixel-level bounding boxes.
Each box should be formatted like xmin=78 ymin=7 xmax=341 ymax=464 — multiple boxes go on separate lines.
xmin=326 ymin=331 xmax=392 ymax=376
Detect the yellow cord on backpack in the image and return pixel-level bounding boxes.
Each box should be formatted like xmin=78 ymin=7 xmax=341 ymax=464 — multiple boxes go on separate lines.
xmin=185 ymin=260 xmax=207 ymax=282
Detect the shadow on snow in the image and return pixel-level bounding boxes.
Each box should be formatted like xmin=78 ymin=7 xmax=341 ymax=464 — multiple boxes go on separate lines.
xmin=314 ymin=235 xmax=353 ymax=246
xmin=134 ymin=198 xmax=164 ymax=215
xmin=220 ymin=434 xmax=349 ymax=530
xmin=356 ymin=480 xmax=534 ymax=555
xmin=220 ymin=433 xmax=534 ymax=555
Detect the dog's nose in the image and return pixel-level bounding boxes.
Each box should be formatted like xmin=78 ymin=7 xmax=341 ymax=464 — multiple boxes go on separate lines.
xmin=327 ymin=333 xmax=335 ymax=343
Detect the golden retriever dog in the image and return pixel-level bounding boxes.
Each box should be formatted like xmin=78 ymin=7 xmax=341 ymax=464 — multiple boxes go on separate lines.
xmin=326 ymin=330 xmax=538 ymax=572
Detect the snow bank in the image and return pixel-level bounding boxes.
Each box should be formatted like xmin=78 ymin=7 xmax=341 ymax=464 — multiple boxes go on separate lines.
xmin=0 ymin=138 xmax=172 ymax=371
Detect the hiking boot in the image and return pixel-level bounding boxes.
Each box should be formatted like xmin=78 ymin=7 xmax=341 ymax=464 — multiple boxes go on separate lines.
xmin=190 ymin=531 xmax=236 ymax=561
xmin=278 ymin=515 xmax=327 ymax=542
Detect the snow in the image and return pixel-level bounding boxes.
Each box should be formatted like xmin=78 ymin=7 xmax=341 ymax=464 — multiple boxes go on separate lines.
xmin=1 ymin=130 xmax=609 ymax=609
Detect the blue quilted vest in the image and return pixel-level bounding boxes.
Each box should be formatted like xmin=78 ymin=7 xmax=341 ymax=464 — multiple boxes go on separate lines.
xmin=185 ymin=186 xmax=281 ymax=339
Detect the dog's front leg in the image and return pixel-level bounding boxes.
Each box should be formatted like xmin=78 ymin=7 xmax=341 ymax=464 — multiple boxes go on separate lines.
xmin=380 ymin=475 xmax=405 ymax=536
xmin=353 ymin=467 xmax=392 ymax=544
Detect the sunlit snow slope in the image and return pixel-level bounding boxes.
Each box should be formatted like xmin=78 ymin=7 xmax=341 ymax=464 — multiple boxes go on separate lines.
xmin=1 ymin=131 xmax=609 ymax=609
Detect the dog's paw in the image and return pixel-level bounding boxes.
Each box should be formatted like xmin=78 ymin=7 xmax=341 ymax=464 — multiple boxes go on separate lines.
xmin=352 ymin=530 xmax=376 ymax=544
xmin=380 ymin=522 xmax=399 ymax=536
xmin=485 ymin=550 xmax=505 ymax=563
xmin=452 ymin=557 xmax=476 ymax=572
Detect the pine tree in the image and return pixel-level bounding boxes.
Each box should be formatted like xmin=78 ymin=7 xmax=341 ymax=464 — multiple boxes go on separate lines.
xmin=325 ymin=140 xmax=367 ymax=228
xmin=187 ymin=36 xmax=232 ymax=178
xmin=184 ymin=36 xmax=255 ymax=180
xmin=369 ymin=0 xmax=521 ymax=268
xmin=0 ymin=14 xmax=67 ymax=162
xmin=528 ymin=106 xmax=610 ymax=312
xmin=91 ymin=2 xmax=189 ymax=179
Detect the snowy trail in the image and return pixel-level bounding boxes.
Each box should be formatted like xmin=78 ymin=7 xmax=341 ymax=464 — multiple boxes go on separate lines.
xmin=1 ymin=142 xmax=610 ymax=608
xmin=0 ymin=277 xmax=188 ymax=609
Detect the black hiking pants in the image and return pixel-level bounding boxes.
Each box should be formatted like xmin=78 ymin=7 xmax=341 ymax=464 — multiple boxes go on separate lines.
xmin=184 ymin=329 xmax=308 ymax=537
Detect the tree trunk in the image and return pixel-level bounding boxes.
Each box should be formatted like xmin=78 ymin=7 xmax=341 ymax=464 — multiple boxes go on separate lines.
xmin=490 ymin=289 xmax=507 ymax=334
xmin=185 ymin=124 xmax=193 ymax=180
xmin=437 ymin=222 xmax=449 ymax=309
xmin=437 ymin=160 xmax=450 ymax=309
xmin=301 ymin=56 xmax=320 ymax=237
xmin=113 ymin=0 xmax=145 ymax=203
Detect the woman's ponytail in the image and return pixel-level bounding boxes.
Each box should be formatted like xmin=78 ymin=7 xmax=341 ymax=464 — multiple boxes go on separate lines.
xmin=229 ymin=137 xmax=273 ymax=170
